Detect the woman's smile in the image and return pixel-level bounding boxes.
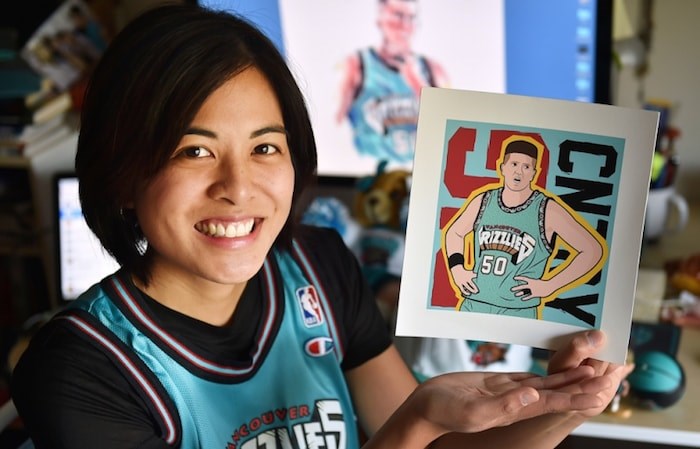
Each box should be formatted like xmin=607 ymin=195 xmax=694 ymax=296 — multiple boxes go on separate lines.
xmin=195 ymin=218 xmax=256 ymax=238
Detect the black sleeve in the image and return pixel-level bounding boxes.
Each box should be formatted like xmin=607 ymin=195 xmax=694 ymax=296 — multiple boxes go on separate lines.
xmin=11 ymin=321 xmax=170 ymax=449
xmin=296 ymin=226 xmax=392 ymax=370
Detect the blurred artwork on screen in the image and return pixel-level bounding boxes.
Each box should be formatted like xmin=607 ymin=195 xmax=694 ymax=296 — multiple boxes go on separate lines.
xmin=198 ymin=0 xmax=610 ymax=179
xmin=279 ymin=0 xmax=504 ymax=177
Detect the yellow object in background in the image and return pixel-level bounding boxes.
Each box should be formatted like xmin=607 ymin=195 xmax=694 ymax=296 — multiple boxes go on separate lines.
xmin=651 ymin=152 xmax=666 ymax=183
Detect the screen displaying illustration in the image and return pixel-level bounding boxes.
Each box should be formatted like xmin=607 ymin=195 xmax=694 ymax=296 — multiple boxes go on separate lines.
xmin=280 ymin=0 xmax=503 ymax=178
xmin=332 ymin=0 xmax=453 ymax=165
xmin=396 ymin=88 xmax=659 ymax=363
xmin=198 ymin=0 xmax=612 ymax=178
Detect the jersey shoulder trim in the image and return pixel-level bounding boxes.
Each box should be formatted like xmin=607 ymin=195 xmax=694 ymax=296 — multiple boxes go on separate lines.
xmin=57 ymin=308 xmax=181 ymax=446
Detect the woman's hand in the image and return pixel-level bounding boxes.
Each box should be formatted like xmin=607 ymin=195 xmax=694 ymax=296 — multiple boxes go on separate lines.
xmin=355 ymin=337 xmax=632 ymax=449
xmin=546 ymin=330 xmax=635 ymax=418
xmin=403 ymin=364 xmax=607 ymax=439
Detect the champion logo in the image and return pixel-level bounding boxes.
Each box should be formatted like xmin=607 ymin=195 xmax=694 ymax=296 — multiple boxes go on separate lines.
xmin=296 ymin=285 xmax=324 ymax=327
xmin=305 ymin=337 xmax=334 ymax=357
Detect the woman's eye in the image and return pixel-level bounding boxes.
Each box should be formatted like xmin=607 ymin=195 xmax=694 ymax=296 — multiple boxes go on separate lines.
xmin=253 ymin=144 xmax=279 ymax=155
xmin=180 ymin=146 xmax=212 ymax=158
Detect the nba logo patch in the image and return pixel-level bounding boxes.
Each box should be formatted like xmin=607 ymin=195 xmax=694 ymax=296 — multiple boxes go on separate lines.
xmin=296 ymin=285 xmax=324 ymax=327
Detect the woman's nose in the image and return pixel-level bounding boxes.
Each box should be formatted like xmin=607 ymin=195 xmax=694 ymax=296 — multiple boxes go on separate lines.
xmin=210 ymin=159 xmax=253 ymax=204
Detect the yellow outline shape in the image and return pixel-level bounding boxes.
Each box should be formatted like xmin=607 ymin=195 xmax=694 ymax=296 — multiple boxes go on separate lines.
xmin=440 ymin=135 xmax=609 ymax=319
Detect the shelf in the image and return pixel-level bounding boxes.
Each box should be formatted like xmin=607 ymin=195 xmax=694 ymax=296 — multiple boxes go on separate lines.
xmin=0 ymin=156 xmax=30 ymax=169
xmin=0 ymin=243 xmax=42 ymax=257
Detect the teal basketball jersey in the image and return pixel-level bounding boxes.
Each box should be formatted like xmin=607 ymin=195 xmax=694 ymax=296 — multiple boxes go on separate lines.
xmin=62 ymin=240 xmax=360 ymax=449
xmin=461 ymin=188 xmax=553 ymax=310
xmin=346 ymin=49 xmax=432 ymax=163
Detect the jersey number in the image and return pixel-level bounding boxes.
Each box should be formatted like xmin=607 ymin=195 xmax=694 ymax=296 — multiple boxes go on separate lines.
xmin=480 ymin=255 xmax=508 ymax=276
xmin=392 ymin=129 xmax=415 ymax=157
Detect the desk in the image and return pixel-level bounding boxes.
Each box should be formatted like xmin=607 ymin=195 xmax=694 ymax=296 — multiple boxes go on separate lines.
xmin=638 ymin=199 xmax=700 ymax=270
xmin=571 ymin=201 xmax=700 ymax=446
xmin=572 ymin=327 xmax=700 ymax=446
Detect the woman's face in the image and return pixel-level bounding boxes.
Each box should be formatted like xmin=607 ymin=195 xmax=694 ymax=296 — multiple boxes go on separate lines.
xmin=132 ymin=67 xmax=295 ymax=291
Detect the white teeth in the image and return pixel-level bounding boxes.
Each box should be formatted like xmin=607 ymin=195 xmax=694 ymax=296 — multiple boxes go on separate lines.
xmin=197 ymin=219 xmax=255 ymax=238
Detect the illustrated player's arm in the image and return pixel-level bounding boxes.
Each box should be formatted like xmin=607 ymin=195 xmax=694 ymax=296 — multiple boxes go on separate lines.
xmin=512 ymin=199 xmax=605 ymax=300
xmin=444 ymin=193 xmax=484 ymax=297
xmin=399 ymin=55 xmax=450 ymax=95
xmin=425 ymin=57 xmax=450 ymax=88
xmin=336 ymin=52 xmax=362 ymax=124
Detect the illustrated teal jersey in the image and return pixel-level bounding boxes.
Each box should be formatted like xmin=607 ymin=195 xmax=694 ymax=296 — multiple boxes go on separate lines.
xmin=461 ymin=188 xmax=554 ymax=310
xmin=346 ymin=48 xmax=434 ymax=163
xmin=62 ymin=240 xmax=360 ymax=449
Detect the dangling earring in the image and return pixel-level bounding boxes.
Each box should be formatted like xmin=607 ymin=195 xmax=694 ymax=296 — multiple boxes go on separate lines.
xmin=120 ymin=207 xmax=148 ymax=256
xmin=136 ymin=238 xmax=148 ymax=256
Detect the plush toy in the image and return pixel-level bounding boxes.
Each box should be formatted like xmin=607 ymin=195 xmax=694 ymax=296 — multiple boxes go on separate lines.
xmin=300 ymin=195 xmax=360 ymax=248
xmin=666 ymin=252 xmax=700 ymax=296
xmin=354 ymin=160 xmax=411 ymax=231
xmin=352 ymin=160 xmax=411 ymax=319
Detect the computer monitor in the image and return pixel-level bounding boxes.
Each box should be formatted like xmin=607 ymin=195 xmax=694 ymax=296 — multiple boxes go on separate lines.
xmin=197 ymin=0 xmax=613 ymax=180
xmin=53 ymin=173 xmax=119 ymax=301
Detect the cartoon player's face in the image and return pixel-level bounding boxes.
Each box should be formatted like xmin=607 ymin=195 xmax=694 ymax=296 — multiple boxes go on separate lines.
xmin=378 ymin=0 xmax=418 ymax=52
xmin=501 ymin=153 xmax=537 ymax=192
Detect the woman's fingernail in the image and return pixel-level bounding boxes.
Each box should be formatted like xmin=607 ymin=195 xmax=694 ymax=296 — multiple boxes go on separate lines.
xmin=521 ymin=392 xmax=539 ymax=405
xmin=587 ymin=331 xmax=604 ymax=347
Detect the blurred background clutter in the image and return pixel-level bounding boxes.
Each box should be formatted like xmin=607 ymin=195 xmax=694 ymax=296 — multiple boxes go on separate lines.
xmin=2 ymin=1 xmax=700 ymax=449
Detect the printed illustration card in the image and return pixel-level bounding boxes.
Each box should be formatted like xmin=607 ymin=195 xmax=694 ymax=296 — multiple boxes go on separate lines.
xmin=395 ymin=88 xmax=660 ymax=363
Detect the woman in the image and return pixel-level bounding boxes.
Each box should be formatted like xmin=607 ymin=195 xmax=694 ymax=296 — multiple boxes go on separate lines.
xmin=11 ymin=4 xmax=631 ymax=448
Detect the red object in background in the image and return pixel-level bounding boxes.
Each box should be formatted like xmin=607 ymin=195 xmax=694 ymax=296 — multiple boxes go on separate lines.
xmin=69 ymin=77 xmax=89 ymax=111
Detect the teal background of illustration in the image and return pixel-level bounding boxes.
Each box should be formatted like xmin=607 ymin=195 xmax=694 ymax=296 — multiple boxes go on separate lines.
xmin=428 ymin=119 xmax=625 ymax=328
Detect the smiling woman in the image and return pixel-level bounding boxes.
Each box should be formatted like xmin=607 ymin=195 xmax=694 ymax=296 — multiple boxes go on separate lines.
xmin=10 ymin=4 xmax=631 ymax=449
xmin=129 ymin=68 xmax=296 ymax=321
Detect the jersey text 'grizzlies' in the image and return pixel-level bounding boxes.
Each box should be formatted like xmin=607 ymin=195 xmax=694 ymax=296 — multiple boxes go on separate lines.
xmin=461 ymin=188 xmax=553 ymax=310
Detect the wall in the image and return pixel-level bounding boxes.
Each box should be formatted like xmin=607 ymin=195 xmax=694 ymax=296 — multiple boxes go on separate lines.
xmin=613 ymin=0 xmax=700 ymax=201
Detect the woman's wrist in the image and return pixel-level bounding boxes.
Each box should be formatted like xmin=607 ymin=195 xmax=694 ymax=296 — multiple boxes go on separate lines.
xmin=364 ymin=386 xmax=447 ymax=449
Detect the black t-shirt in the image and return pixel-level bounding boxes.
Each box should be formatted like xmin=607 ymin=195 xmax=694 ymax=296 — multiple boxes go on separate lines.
xmin=11 ymin=226 xmax=392 ymax=448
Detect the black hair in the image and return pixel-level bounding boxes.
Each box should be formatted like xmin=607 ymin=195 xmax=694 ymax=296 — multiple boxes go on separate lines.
xmin=75 ymin=3 xmax=317 ymax=285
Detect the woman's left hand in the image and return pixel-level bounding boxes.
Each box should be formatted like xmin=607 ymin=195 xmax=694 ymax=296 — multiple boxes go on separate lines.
xmin=547 ymin=330 xmax=635 ymax=418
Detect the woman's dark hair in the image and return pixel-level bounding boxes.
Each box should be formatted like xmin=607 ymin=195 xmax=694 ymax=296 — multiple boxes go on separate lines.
xmin=75 ymin=3 xmax=317 ymax=285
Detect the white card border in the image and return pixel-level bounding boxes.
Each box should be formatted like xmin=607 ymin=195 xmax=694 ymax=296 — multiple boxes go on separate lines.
xmin=396 ymin=88 xmax=660 ymax=364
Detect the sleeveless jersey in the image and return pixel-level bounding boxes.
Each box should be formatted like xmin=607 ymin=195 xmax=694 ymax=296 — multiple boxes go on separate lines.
xmin=461 ymin=188 xmax=553 ymax=310
xmin=61 ymin=240 xmax=359 ymax=449
xmin=346 ymin=48 xmax=433 ymax=163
